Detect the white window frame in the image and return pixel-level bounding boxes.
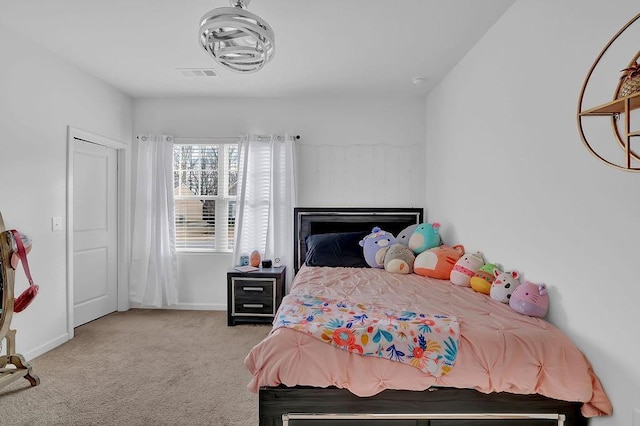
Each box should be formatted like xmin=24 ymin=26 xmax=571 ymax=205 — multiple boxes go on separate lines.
xmin=173 ymin=141 xmax=238 ymax=253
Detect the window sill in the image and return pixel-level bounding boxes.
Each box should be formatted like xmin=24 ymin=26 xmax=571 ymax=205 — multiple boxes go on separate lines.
xmin=176 ymin=249 xmax=233 ymax=255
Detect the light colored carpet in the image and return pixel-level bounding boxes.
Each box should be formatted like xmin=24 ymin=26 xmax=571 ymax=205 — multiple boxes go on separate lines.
xmin=0 ymin=309 xmax=271 ymax=425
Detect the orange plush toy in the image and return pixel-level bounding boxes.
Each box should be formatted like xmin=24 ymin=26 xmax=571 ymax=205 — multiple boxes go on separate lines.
xmin=414 ymin=245 xmax=465 ymax=279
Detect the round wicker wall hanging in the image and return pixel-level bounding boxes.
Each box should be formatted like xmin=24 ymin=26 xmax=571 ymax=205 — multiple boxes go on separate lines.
xmin=577 ymin=12 xmax=640 ymax=172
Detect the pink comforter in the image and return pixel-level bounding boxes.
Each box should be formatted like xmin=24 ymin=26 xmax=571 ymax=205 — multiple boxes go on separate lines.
xmin=244 ymin=266 xmax=612 ymax=417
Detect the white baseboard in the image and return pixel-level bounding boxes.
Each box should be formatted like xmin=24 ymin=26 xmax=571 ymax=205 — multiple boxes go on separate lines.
xmin=128 ymin=302 xmax=226 ymax=311
xmin=171 ymin=303 xmax=226 ymax=311
xmin=24 ymin=333 xmax=69 ymax=361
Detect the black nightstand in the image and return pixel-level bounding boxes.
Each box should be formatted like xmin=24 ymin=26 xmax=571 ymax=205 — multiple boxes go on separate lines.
xmin=227 ymin=266 xmax=286 ymax=326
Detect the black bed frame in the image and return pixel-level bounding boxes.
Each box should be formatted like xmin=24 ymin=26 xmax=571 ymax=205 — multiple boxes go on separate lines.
xmin=260 ymin=385 xmax=586 ymax=426
xmin=258 ymin=207 xmax=588 ymax=426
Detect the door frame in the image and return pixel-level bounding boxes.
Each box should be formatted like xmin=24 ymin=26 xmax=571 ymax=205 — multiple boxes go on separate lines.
xmin=66 ymin=126 xmax=131 ymax=339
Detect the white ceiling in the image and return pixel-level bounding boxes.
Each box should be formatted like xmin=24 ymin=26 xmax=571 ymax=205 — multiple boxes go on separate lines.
xmin=0 ymin=0 xmax=515 ymax=99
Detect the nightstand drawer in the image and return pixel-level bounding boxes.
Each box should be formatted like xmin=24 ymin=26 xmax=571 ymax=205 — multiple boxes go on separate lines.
xmin=232 ymin=278 xmax=275 ymax=315
xmin=234 ymin=298 xmax=274 ymax=315
xmin=234 ymin=279 xmax=274 ymax=299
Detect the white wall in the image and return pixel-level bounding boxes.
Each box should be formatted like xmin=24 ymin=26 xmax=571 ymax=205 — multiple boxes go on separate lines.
xmin=0 ymin=24 xmax=133 ymax=358
xmin=425 ymin=1 xmax=639 ymax=425
xmin=134 ymin=97 xmax=426 ymax=308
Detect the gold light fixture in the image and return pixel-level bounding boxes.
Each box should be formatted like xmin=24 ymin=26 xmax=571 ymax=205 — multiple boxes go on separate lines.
xmin=199 ymin=0 xmax=275 ymax=74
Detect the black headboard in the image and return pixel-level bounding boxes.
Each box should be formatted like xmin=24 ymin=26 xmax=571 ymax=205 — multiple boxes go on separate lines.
xmin=294 ymin=207 xmax=424 ymax=274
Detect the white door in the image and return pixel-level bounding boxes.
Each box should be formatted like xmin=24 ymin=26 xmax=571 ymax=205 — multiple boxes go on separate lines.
xmin=73 ymin=139 xmax=118 ymax=327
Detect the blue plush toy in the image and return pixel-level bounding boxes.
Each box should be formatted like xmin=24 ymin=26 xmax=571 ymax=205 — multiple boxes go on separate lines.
xmin=359 ymin=227 xmax=397 ymax=268
xmin=408 ymin=222 xmax=441 ymax=254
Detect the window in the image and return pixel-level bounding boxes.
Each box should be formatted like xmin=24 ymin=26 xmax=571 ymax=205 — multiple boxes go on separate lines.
xmin=173 ymin=144 xmax=238 ymax=251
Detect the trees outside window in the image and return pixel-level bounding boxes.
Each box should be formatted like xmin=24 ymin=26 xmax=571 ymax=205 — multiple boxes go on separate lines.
xmin=173 ymin=144 xmax=238 ymax=251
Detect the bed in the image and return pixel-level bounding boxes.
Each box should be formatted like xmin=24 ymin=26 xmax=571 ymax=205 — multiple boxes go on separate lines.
xmin=244 ymin=207 xmax=612 ymax=425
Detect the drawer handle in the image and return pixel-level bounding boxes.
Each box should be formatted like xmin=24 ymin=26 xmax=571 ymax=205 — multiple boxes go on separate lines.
xmin=243 ymin=287 xmax=264 ymax=292
xmin=243 ymin=303 xmax=264 ymax=309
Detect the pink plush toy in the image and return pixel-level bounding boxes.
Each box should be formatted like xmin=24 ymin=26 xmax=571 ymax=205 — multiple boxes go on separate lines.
xmin=509 ymin=281 xmax=549 ymax=318
xmin=450 ymin=251 xmax=484 ymax=287
xmin=490 ymin=270 xmax=521 ymax=303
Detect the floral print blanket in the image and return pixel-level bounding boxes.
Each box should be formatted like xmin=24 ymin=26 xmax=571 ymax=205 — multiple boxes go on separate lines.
xmin=273 ymin=294 xmax=460 ymax=377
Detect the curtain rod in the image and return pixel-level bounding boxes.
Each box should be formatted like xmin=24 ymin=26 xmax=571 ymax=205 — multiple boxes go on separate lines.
xmin=136 ymin=134 xmax=301 ymax=143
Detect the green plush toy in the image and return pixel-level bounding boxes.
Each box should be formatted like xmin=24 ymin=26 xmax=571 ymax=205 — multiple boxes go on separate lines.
xmin=383 ymin=244 xmax=416 ymax=274
xmin=470 ymin=263 xmax=503 ymax=295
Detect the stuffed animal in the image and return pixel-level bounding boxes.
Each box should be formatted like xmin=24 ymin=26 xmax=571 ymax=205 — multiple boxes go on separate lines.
xmin=509 ymin=281 xmax=549 ymax=317
xmin=384 ymin=244 xmax=415 ymax=274
xmin=408 ymin=222 xmax=441 ymax=254
xmin=359 ymin=227 xmax=397 ymax=268
xmin=396 ymin=224 xmax=418 ymax=247
xmin=450 ymin=251 xmax=485 ymax=287
xmin=469 ymin=263 xmax=503 ymax=295
xmin=414 ymin=245 xmax=465 ymax=279
xmin=490 ymin=270 xmax=522 ymax=303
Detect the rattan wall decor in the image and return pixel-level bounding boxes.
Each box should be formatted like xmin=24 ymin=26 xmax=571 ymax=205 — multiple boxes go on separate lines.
xmin=618 ymin=53 xmax=640 ymax=98
xmin=577 ymin=12 xmax=640 ymax=172
xmin=0 ymin=212 xmax=39 ymax=389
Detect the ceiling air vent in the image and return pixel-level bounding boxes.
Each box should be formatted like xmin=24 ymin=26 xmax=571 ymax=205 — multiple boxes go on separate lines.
xmin=177 ymin=68 xmax=218 ymax=77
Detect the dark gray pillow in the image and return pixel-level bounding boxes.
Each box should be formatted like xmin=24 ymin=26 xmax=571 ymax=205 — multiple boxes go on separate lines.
xmin=305 ymin=231 xmax=369 ymax=268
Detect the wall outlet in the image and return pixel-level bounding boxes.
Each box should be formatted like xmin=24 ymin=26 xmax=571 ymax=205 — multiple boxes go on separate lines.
xmin=634 ymin=407 xmax=640 ymax=426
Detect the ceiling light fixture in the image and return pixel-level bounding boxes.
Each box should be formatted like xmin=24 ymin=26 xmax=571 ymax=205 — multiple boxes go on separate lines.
xmin=199 ymin=0 xmax=275 ymax=74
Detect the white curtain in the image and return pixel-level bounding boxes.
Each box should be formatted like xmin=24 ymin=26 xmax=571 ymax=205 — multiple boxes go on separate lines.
xmin=233 ymin=134 xmax=297 ymax=286
xmin=129 ymin=134 xmax=178 ymax=307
